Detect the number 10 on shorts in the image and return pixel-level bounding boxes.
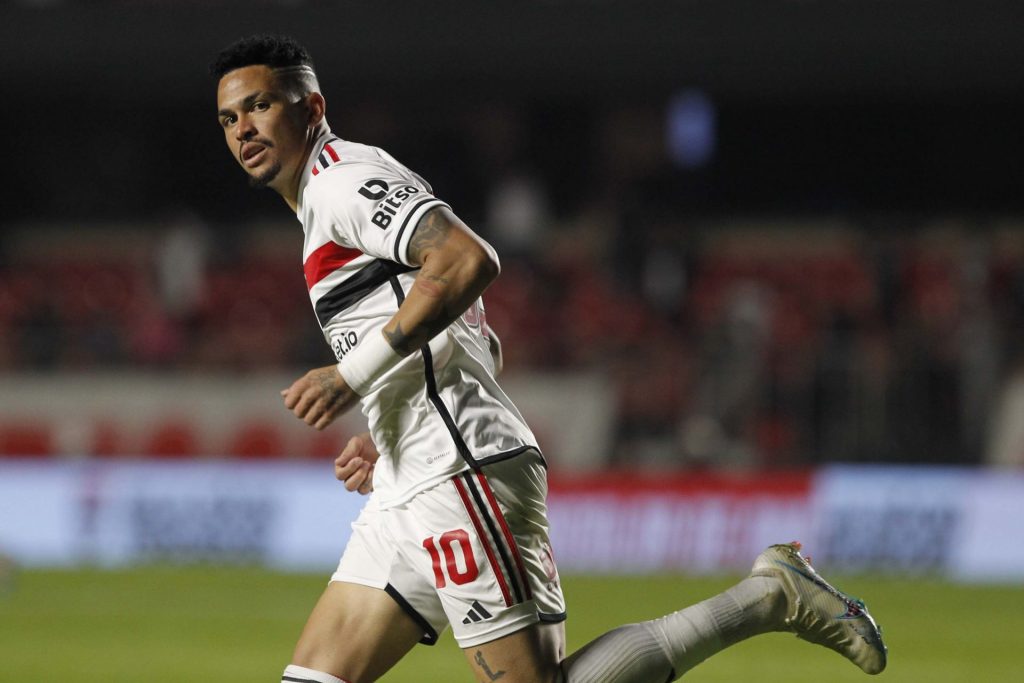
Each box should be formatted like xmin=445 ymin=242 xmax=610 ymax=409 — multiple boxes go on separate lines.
xmin=423 ymin=530 xmax=479 ymax=587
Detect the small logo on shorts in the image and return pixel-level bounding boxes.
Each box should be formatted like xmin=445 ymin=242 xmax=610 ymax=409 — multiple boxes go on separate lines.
xmin=462 ymin=600 xmax=494 ymax=624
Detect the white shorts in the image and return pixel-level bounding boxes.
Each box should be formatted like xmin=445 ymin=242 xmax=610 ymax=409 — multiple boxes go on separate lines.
xmin=331 ymin=449 xmax=566 ymax=648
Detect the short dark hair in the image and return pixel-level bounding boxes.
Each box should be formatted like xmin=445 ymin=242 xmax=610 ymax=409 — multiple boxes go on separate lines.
xmin=209 ymin=34 xmax=315 ymax=79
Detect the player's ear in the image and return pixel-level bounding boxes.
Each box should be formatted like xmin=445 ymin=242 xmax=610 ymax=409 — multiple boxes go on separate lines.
xmin=305 ymin=92 xmax=326 ymax=126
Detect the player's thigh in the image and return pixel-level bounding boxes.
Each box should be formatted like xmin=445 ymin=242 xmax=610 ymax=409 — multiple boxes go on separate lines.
xmin=462 ymin=621 xmax=566 ymax=683
xmin=401 ymin=453 xmax=566 ymax=651
xmin=293 ymin=580 xmax=424 ymax=683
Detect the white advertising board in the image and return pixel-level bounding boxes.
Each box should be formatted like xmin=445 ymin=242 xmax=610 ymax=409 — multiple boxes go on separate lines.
xmin=2 ymin=461 xmax=1023 ymax=580
xmin=0 ymin=459 xmax=367 ymax=571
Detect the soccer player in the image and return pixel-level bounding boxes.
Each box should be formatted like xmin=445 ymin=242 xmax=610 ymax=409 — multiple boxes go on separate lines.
xmin=211 ymin=34 xmax=887 ymax=683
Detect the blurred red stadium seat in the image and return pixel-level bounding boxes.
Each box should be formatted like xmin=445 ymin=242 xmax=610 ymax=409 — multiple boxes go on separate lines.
xmin=0 ymin=422 xmax=54 ymax=457
xmin=143 ymin=419 xmax=199 ymax=458
xmin=90 ymin=420 xmax=123 ymax=457
xmin=226 ymin=421 xmax=286 ymax=458
xmin=305 ymin=430 xmax=347 ymax=460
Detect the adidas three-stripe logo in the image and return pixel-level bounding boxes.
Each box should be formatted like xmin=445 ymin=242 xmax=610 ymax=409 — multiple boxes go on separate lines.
xmin=462 ymin=600 xmax=494 ymax=624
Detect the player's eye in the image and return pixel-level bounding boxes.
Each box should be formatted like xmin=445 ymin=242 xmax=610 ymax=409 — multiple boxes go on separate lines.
xmin=221 ymin=116 xmax=236 ymax=128
xmin=253 ymin=101 xmax=270 ymax=112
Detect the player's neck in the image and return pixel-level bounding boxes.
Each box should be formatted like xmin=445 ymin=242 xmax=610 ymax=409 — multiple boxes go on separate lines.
xmin=279 ymin=122 xmax=330 ymax=212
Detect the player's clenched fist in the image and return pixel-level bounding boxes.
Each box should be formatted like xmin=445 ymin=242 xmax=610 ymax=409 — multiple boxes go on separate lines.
xmin=334 ymin=432 xmax=378 ymax=495
xmin=281 ymin=365 xmax=359 ymax=430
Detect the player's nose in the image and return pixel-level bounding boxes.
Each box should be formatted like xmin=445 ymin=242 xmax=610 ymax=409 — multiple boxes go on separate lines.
xmin=234 ymin=114 xmax=257 ymax=141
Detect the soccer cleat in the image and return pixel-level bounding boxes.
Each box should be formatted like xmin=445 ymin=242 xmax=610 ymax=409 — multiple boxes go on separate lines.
xmin=751 ymin=541 xmax=888 ymax=675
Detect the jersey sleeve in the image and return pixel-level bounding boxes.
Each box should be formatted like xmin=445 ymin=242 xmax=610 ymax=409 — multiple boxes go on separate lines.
xmin=306 ymin=163 xmax=449 ymax=267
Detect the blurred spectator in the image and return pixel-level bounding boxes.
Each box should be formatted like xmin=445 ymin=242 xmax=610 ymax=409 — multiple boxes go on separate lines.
xmin=988 ymin=362 xmax=1024 ymax=468
xmin=485 ymin=171 xmax=550 ymax=258
xmin=156 ymin=215 xmax=209 ymax=320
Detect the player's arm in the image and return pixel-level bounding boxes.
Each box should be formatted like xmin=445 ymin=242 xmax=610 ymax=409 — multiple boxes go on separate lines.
xmin=381 ymin=206 xmax=500 ymax=355
xmin=282 ymin=207 xmax=498 ymax=428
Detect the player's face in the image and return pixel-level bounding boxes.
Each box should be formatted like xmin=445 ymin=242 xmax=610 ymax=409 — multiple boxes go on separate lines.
xmin=216 ymin=65 xmax=310 ymax=191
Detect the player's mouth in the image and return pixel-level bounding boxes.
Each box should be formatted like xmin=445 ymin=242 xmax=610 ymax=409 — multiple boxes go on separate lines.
xmin=241 ymin=141 xmax=271 ymax=168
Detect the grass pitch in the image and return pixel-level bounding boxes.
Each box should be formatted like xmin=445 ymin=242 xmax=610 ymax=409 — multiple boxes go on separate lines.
xmin=1 ymin=565 xmax=1019 ymax=682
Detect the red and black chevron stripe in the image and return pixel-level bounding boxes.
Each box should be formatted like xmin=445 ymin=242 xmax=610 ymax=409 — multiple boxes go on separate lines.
xmin=311 ymin=136 xmax=342 ymax=176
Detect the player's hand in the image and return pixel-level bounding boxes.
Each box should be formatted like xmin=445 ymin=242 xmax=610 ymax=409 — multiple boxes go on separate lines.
xmin=334 ymin=432 xmax=378 ymax=495
xmin=281 ymin=365 xmax=359 ymax=430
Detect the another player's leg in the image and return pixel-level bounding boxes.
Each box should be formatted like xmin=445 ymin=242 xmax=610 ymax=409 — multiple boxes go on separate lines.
xmin=283 ymin=581 xmax=423 ymax=683
xmin=560 ymin=542 xmax=886 ymax=681
xmin=559 ymin=568 xmax=788 ymax=681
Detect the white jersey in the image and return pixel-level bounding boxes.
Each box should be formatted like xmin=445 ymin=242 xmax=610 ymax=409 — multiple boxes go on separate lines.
xmin=295 ymin=130 xmax=538 ymax=508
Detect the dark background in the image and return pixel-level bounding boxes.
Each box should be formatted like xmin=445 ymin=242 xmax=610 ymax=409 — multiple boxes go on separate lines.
xmin=2 ymin=0 xmax=1022 ymax=223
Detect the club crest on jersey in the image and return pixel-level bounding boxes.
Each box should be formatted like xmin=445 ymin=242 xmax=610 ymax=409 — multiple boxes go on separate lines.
xmin=358 ymin=179 xmax=423 ymax=229
xmin=540 ymin=542 xmax=559 ymax=585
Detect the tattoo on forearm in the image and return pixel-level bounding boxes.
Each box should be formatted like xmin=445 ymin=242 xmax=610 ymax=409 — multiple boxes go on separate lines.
xmin=408 ymin=208 xmax=453 ymax=265
xmin=474 ymin=651 xmax=506 ymax=680
xmin=414 ymin=269 xmax=451 ymax=300
xmin=383 ymin=322 xmax=416 ymax=356
xmin=392 ymin=208 xmax=485 ymax=357
xmin=384 ymin=304 xmax=453 ymax=356
xmin=425 ymin=272 xmax=451 ymax=286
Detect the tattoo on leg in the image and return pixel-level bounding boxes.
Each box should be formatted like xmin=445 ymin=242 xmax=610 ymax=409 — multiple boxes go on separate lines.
xmin=474 ymin=650 xmax=506 ymax=681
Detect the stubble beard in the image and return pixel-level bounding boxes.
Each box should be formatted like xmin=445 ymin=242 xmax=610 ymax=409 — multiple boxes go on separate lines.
xmin=249 ymin=161 xmax=283 ymax=189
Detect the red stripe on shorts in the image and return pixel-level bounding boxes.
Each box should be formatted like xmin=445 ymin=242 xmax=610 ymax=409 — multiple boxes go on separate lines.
xmin=476 ymin=472 xmax=533 ymax=600
xmin=453 ymin=476 xmax=514 ymax=607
